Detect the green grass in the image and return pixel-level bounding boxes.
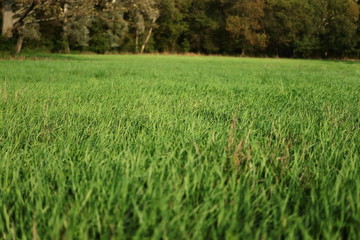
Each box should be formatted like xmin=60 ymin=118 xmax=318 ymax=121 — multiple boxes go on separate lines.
xmin=0 ymin=55 xmax=359 ymax=239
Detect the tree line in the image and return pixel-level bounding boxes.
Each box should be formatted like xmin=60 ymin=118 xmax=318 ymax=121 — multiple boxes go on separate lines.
xmin=1 ymin=0 xmax=360 ymax=58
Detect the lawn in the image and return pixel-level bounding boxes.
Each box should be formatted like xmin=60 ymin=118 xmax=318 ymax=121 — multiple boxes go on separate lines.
xmin=0 ymin=55 xmax=359 ymax=239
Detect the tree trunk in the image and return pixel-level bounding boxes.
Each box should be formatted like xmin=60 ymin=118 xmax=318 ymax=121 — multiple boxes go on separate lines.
xmin=15 ymin=35 xmax=25 ymax=53
xmin=140 ymin=16 xmax=157 ymax=54
xmin=2 ymin=0 xmax=15 ymax=38
xmin=135 ymin=28 xmax=139 ymax=53
xmin=63 ymin=41 xmax=70 ymax=53
xmin=63 ymin=27 xmax=70 ymax=53
xmin=140 ymin=27 xmax=153 ymax=54
xmin=62 ymin=3 xmax=70 ymax=53
xmin=241 ymin=49 xmax=246 ymax=57
xmin=171 ymin=40 xmax=176 ymax=53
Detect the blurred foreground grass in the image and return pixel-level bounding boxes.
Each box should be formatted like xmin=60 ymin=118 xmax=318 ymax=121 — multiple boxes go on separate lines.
xmin=0 ymin=55 xmax=359 ymax=239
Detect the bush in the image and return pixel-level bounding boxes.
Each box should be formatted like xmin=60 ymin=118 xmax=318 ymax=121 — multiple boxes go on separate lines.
xmin=0 ymin=36 xmax=17 ymax=52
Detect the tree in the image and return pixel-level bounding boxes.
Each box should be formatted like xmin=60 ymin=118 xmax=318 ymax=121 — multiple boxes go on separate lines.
xmin=154 ymin=0 xmax=190 ymax=52
xmin=1 ymin=0 xmax=38 ymax=38
xmin=15 ymin=15 xmax=40 ymax=53
xmin=1 ymin=0 xmax=360 ymax=57
xmin=318 ymin=0 xmax=359 ymax=57
xmin=223 ymin=0 xmax=267 ymax=55
xmin=58 ymin=1 xmax=96 ymax=52
xmin=124 ymin=0 xmax=159 ymax=53
xmin=89 ymin=0 xmax=128 ymax=53
xmin=265 ymin=0 xmax=322 ymax=57
xmin=1 ymin=0 xmax=100 ymax=53
xmin=184 ymin=0 xmax=221 ymax=54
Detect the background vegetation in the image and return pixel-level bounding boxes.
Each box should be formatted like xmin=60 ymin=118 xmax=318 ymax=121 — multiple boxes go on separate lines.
xmin=1 ymin=0 xmax=360 ymax=58
xmin=0 ymin=55 xmax=359 ymax=238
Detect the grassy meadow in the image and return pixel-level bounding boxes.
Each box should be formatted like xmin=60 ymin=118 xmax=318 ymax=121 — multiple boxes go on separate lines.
xmin=0 ymin=55 xmax=359 ymax=239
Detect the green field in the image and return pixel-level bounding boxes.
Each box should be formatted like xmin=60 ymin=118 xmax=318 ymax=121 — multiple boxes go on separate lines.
xmin=0 ymin=55 xmax=359 ymax=239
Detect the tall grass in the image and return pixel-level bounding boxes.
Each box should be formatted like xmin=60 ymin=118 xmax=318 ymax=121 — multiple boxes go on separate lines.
xmin=0 ymin=55 xmax=359 ymax=239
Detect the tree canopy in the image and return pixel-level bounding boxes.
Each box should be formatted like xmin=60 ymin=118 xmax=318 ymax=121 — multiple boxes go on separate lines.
xmin=1 ymin=0 xmax=359 ymax=57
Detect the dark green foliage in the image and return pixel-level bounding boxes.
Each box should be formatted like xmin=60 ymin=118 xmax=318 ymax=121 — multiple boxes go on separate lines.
xmin=185 ymin=0 xmax=222 ymax=53
xmin=155 ymin=0 xmax=189 ymax=52
xmin=319 ymin=0 xmax=359 ymax=56
xmin=265 ymin=0 xmax=319 ymax=57
xmin=0 ymin=36 xmax=16 ymax=52
xmin=1 ymin=1 xmax=360 ymax=56
xmin=88 ymin=19 xmax=113 ymax=53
